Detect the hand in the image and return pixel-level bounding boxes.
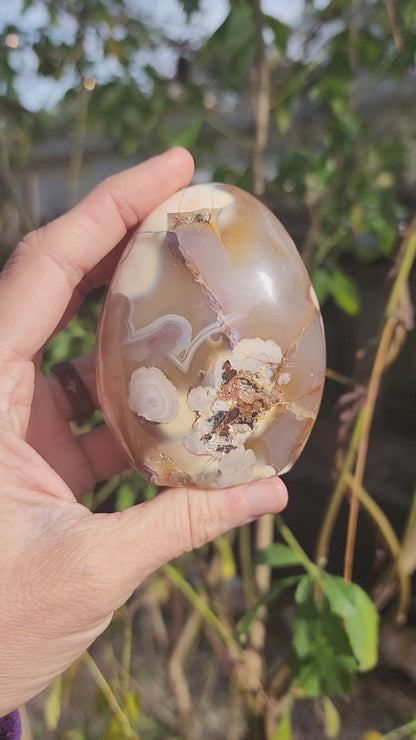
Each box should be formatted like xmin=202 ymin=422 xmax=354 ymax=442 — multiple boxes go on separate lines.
xmin=0 ymin=148 xmax=287 ymax=715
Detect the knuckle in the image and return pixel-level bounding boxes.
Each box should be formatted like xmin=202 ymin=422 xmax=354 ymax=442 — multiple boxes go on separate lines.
xmin=1 ymin=230 xmax=42 ymax=277
xmin=182 ymin=490 xmax=220 ymax=551
xmin=95 ymin=183 xmax=138 ymax=231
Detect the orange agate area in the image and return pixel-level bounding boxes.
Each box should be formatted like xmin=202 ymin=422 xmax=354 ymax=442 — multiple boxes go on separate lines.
xmin=96 ymin=183 xmax=326 ymax=488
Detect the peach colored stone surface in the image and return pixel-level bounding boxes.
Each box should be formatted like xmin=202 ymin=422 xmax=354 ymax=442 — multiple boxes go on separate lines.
xmin=97 ymin=184 xmax=326 ymax=488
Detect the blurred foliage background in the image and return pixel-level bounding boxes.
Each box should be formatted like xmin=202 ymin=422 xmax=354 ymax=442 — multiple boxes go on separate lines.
xmin=2 ymin=0 xmax=416 ymax=738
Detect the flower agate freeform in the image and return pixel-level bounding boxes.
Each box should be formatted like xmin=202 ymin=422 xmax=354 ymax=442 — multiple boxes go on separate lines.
xmin=96 ymin=183 xmax=326 ymax=489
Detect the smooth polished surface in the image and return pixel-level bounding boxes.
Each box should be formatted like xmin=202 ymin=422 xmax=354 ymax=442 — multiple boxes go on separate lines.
xmin=97 ymin=183 xmax=326 ymax=488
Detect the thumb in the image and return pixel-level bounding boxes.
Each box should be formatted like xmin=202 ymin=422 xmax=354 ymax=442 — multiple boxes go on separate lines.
xmin=82 ymin=477 xmax=288 ymax=614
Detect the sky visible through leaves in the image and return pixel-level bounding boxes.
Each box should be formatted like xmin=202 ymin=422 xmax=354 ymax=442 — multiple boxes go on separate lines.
xmin=2 ymin=0 xmax=328 ymax=111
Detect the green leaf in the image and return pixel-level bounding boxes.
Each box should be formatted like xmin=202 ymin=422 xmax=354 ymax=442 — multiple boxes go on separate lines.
xmin=273 ymin=705 xmax=293 ymax=739
xmin=201 ymin=3 xmax=255 ymax=89
xmin=311 ymin=267 xmax=333 ymax=305
xmin=291 ymin=577 xmax=357 ymax=699
xmin=264 ymin=15 xmax=290 ymax=52
xmin=61 ymin=731 xmax=86 ymax=740
xmin=330 ymin=268 xmax=361 ymax=315
xmin=275 ymin=105 xmax=291 ymax=134
xmin=237 ymin=575 xmax=301 ymax=643
xmin=115 ymin=484 xmax=136 ymax=511
xmin=124 ymin=689 xmax=141 ymax=720
xmin=256 ymin=543 xmax=305 ymax=568
xmin=43 ymin=676 xmax=62 ymax=730
xmin=215 ymin=535 xmax=237 ymax=580
xmin=322 ymin=574 xmax=379 ymax=671
xmin=165 ymin=117 xmax=203 ymax=149
xmin=322 ymin=696 xmax=341 ymax=738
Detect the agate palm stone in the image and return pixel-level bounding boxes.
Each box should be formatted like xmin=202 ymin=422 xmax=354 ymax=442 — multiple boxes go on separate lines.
xmin=96 ymin=183 xmax=325 ymax=488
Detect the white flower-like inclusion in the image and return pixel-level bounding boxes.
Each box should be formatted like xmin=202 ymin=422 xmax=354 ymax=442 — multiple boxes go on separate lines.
xmin=128 ymin=366 xmax=179 ymax=423
xmin=184 ymin=337 xmax=284 ymax=483
xmin=217 ymin=448 xmax=257 ymax=487
xmin=233 ymin=338 xmax=282 ymax=365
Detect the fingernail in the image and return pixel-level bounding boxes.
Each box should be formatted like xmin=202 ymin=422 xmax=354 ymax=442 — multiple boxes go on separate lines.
xmin=244 ymin=477 xmax=288 ymax=520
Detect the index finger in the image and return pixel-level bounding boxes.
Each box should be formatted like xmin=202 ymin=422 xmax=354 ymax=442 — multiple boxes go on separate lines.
xmin=0 ymin=147 xmax=194 ymax=360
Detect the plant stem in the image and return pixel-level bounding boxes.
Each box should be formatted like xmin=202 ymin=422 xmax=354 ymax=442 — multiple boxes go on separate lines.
xmin=386 ymin=218 xmax=416 ymax=320
xmin=325 ymin=367 xmax=356 ymax=387
xmin=344 ymin=216 xmax=416 ymax=581
xmin=82 ymin=652 xmax=138 ymax=739
xmin=315 ymin=411 xmax=364 ymax=566
xmin=239 ymin=523 xmax=256 ymax=608
xmin=345 ymin=473 xmax=412 ymax=619
xmin=381 ymin=716 xmax=416 ymax=739
xmin=276 ymin=515 xmax=320 ymax=580
xmin=344 ymin=314 xmax=397 ymax=581
xmin=251 ymin=0 xmax=270 ymax=195
xmin=248 ymin=514 xmax=274 ymax=666
xmin=162 ymin=562 xmax=242 ymax=654
xmin=402 ymin=484 xmax=416 ymax=544
xmin=67 ymin=84 xmax=89 ymax=208
xmin=120 ymin=616 xmax=133 ymax=697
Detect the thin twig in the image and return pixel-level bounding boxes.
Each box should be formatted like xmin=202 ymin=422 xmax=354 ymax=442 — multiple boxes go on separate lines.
xmin=251 ymin=0 xmax=270 ymax=195
xmin=276 ymin=515 xmax=321 ymax=581
xmin=249 ymin=514 xmax=275 ymax=653
xmin=325 ymin=367 xmax=356 ymax=387
xmin=315 ymin=218 xmax=416 ymax=576
xmin=239 ymin=523 xmax=256 ymax=608
xmin=399 ymin=485 xmax=416 ymax=575
xmin=381 ymin=716 xmax=416 ymax=740
xmin=67 ymin=84 xmax=90 ymax=208
xmin=344 ymin=217 xmax=416 ymax=580
xmin=82 ymin=652 xmax=139 ymax=739
xmin=120 ymin=616 xmax=133 ymax=698
xmin=315 ymin=412 xmax=364 ymax=566
xmin=168 ymin=607 xmax=203 ymax=729
xmin=384 ymin=0 xmax=404 ymax=53
xmin=162 ymin=562 xmax=242 ymax=655
xmin=344 ymin=315 xmax=397 ymax=581
xmin=345 ymin=473 xmax=412 ymax=619
xmin=116 ymin=659 xmax=178 ymax=730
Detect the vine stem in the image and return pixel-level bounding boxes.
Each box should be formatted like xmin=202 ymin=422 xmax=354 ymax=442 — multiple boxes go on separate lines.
xmin=345 ymin=473 xmax=412 ymax=618
xmin=345 ymin=218 xmax=416 ymax=580
xmin=381 ymin=716 xmax=416 ymax=740
xmin=315 ymin=412 xmax=364 ymax=566
xmin=67 ymin=83 xmax=90 ymax=209
xmin=276 ymin=514 xmax=321 ymax=581
xmin=120 ymin=616 xmax=133 ymax=698
xmin=249 ymin=513 xmax=275 ymax=654
xmin=161 ymin=562 xmax=242 ymax=655
xmin=251 ymin=0 xmax=270 ymax=196
xmin=315 ymin=216 xmax=416 ymax=580
xmin=239 ymin=523 xmax=256 ymax=608
xmin=344 ymin=314 xmax=397 ymax=581
xmin=82 ymin=652 xmax=138 ymax=739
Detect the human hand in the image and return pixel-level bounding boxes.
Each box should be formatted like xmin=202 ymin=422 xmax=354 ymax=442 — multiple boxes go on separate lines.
xmin=0 ymin=148 xmax=287 ymax=715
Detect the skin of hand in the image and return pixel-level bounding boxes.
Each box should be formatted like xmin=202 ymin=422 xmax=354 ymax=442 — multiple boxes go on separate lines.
xmin=0 ymin=148 xmax=287 ymax=715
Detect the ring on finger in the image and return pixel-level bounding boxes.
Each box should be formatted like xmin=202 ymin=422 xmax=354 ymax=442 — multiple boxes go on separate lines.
xmin=50 ymin=360 xmax=95 ymax=422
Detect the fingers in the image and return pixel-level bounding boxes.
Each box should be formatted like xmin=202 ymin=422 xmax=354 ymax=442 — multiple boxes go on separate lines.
xmin=0 ymin=148 xmax=194 ymax=360
xmin=78 ymin=477 xmax=288 ymax=614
